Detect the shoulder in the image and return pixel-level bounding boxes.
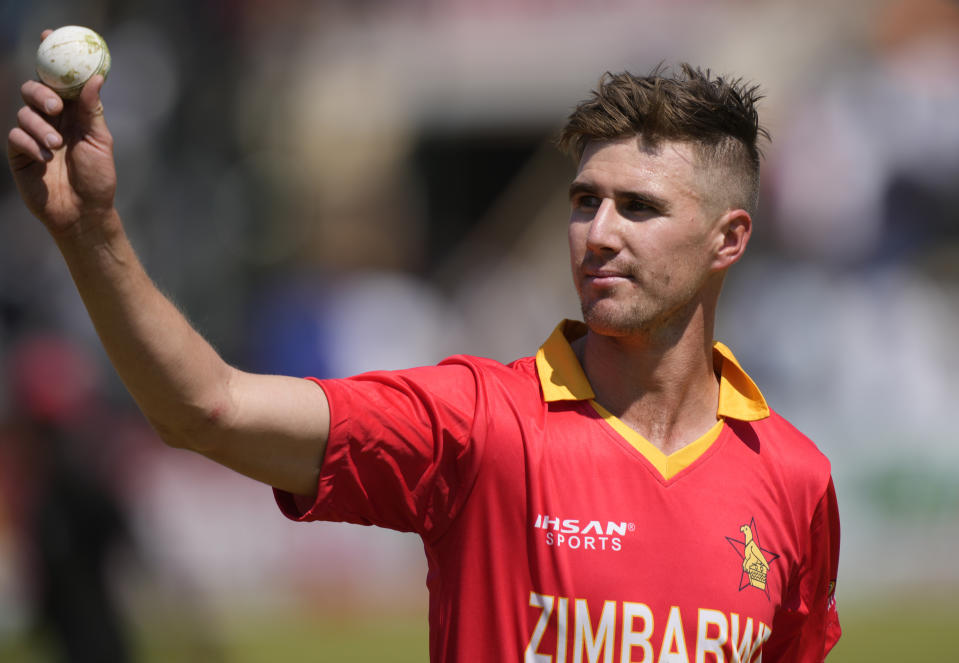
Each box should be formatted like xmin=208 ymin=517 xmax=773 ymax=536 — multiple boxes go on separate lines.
xmin=438 ymin=353 xmax=541 ymax=398
xmin=440 ymin=352 xmax=536 ymax=375
xmin=758 ymin=409 xmax=830 ymax=467
xmin=728 ymin=408 xmax=833 ymax=498
xmin=318 ymin=353 xmax=541 ymax=411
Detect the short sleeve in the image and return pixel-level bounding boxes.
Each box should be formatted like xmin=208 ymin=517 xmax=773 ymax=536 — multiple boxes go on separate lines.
xmin=274 ymin=359 xmax=486 ymax=541
xmin=764 ymin=477 xmax=841 ymax=661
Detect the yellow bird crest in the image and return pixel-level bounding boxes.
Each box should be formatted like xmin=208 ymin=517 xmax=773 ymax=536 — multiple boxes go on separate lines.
xmin=726 ymin=517 xmax=780 ymax=599
xmin=740 ymin=524 xmax=769 ymax=590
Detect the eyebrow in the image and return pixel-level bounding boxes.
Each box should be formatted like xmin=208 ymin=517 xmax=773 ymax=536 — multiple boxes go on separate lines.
xmin=568 ymin=181 xmax=670 ymax=212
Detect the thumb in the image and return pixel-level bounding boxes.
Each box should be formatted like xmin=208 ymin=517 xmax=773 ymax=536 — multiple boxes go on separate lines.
xmin=75 ymin=75 xmax=110 ymax=138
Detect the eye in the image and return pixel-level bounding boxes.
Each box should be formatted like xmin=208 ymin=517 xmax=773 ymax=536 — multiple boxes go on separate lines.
xmin=572 ymin=194 xmax=601 ymax=211
xmin=623 ymin=198 xmax=656 ymax=214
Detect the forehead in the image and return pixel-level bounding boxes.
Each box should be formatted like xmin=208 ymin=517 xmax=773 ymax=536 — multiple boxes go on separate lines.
xmin=573 ymin=137 xmax=705 ymax=203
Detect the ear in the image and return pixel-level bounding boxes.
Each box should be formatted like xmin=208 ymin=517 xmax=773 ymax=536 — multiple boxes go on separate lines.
xmin=711 ymin=208 xmax=752 ymax=271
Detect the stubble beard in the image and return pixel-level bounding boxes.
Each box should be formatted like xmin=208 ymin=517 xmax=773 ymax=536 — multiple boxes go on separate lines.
xmin=578 ymin=283 xmax=702 ymax=345
xmin=580 ymin=298 xmax=663 ymax=338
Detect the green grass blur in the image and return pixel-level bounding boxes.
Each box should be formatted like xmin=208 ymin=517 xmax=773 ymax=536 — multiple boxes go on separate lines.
xmin=206 ymin=598 xmax=959 ymax=662
xmin=138 ymin=610 xmax=429 ymax=662
xmin=2 ymin=594 xmax=955 ymax=661
xmin=828 ymin=595 xmax=958 ymax=663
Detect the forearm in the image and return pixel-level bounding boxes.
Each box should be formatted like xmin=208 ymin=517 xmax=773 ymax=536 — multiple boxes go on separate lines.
xmin=11 ymin=75 xmax=329 ymax=495
xmin=55 ymin=208 xmax=234 ymax=449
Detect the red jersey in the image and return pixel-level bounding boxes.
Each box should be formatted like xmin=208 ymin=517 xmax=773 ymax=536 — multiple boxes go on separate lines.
xmin=276 ymin=320 xmax=841 ymax=662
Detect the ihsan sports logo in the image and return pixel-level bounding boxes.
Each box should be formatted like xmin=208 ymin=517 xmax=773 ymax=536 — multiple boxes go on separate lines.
xmin=533 ymin=514 xmax=635 ymax=552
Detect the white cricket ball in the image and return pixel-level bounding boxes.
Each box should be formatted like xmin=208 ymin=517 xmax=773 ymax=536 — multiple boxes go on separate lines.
xmin=35 ymin=26 xmax=111 ymax=99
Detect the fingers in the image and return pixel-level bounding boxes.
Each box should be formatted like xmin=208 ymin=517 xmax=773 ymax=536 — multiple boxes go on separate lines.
xmin=8 ymin=32 xmax=58 ymax=166
xmin=13 ymin=75 xmax=111 ymax=161
xmin=11 ymin=48 xmax=111 ymax=165
xmin=8 ymin=126 xmax=53 ymax=163
xmin=21 ymin=79 xmax=63 ymax=116
xmin=10 ymin=85 xmax=65 ymax=163
xmin=78 ymin=75 xmax=106 ymax=120
xmin=74 ymin=76 xmax=112 ymax=147
xmin=16 ymin=104 xmax=62 ymax=148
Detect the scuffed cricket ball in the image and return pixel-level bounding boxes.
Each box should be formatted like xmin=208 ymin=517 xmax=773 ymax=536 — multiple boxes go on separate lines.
xmin=36 ymin=26 xmax=111 ymax=99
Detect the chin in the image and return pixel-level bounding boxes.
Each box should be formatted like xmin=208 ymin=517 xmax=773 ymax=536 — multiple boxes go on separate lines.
xmin=582 ymin=295 xmax=704 ymax=345
xmin=581 ymin=304 xmax=653 ymax=337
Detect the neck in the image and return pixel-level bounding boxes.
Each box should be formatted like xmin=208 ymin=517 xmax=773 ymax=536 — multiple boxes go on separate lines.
xmin=573 ymin=302 xmax=721 ymax=455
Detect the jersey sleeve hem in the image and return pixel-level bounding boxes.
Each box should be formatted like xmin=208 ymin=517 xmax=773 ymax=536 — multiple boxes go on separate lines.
xmin=273 ymin=377 xmax=336 ymax=522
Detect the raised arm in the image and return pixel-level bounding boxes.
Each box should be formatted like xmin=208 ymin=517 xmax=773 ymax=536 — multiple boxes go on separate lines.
xmin=7 ymin=50 xmax=329 ymax=497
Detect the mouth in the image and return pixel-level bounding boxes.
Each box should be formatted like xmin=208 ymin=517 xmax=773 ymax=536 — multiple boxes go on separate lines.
xmin=583 ymin=267 xmax=633 ymax=286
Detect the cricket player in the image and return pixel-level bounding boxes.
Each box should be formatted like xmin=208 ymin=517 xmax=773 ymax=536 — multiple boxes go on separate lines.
xmin=8 ymin=55 xmax=840 ymax=661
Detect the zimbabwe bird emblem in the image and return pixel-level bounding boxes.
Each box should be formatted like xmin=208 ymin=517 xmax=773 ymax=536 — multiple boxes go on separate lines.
xmin=726 ymin=518 xmax=780 ymax=599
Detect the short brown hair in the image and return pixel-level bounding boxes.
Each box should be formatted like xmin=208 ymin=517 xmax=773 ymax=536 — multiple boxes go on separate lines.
xmin=557 ymin=64 xmax=769 ymax=215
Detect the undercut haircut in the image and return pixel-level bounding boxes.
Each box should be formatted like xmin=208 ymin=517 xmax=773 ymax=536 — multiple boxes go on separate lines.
xmin=557 ymin=64 xmax=770 ymax=216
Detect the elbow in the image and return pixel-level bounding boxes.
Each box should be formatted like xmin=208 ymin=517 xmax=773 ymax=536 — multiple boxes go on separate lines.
xmin=148 ymin=398 xmax=234 ymax=453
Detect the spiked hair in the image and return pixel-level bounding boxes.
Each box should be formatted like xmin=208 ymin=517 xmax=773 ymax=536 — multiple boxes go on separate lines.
xmin=558 ymin=64 xmax=769 ymax=214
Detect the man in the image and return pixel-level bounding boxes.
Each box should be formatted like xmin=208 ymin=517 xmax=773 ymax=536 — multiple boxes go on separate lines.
xmin=8 ymin=53 xmax=840 ymax=661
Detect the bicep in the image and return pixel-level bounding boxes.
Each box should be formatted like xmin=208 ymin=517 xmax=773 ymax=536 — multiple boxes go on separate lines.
xmin=199 ymin=370 xmax=331 ymax=497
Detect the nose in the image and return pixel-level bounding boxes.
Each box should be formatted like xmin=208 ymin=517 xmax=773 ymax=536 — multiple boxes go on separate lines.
xmin=585 ymin=198 xmax=623 ymax=253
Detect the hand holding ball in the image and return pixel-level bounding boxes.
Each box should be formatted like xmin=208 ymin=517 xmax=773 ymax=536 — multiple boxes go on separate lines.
xmin=36 ymin=26 xmax=110 ymax=99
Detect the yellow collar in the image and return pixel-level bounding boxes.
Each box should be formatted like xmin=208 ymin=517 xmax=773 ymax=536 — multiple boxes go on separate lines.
xmin=534 ymin=320 xmax=769 ymax=422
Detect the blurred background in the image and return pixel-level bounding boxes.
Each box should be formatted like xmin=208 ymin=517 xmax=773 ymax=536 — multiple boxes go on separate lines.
xmin=1 ymin=0 xmax=958 ymax=660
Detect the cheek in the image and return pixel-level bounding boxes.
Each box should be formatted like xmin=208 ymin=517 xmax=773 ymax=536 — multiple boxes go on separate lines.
xmin=644 ymin=235 xmax=708 ymax=290
xmin=664 ymin=225 xmax=713 ymax=263
xmin=568 ymin=223 xmax=585 ymax=262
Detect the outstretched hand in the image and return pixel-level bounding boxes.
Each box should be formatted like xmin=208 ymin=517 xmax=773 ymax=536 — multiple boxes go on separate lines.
xmin=7 ymin=31 xmax=117 ymax=239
